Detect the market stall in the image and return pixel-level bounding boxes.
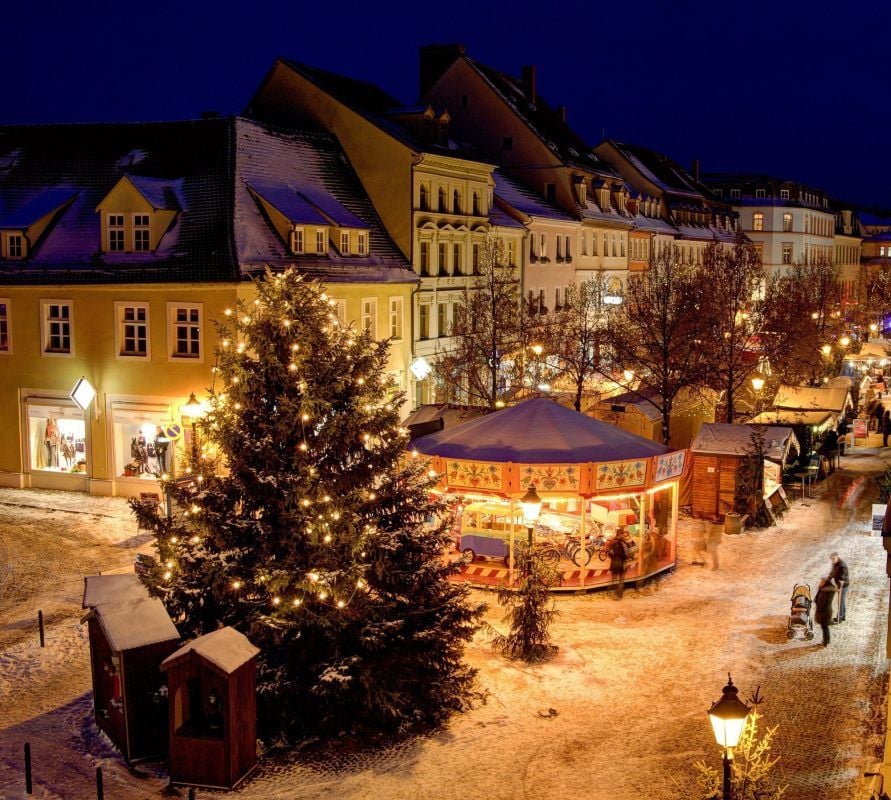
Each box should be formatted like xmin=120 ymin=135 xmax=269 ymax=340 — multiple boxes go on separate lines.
xmin=409 ymin=397 xmax=688 ymax=591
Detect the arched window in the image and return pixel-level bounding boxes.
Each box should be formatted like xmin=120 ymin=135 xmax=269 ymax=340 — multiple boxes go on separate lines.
xmin=438 ymin=187 xmax=447 ymax=213
xmin=419 ymin=185 xmax=428 ymax=211
xmin=472 ymin=191 xmax=481 ymax=216
xmin=453 ymin=189 xmax=461 ymax=214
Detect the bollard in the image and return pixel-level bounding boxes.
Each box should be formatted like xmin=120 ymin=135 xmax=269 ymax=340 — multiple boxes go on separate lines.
xmin=96 ymin=766 xmax=103 ymax=800
xmin=24 ymin=742 xmax=32 ymax=795
xmin=38 ymin=610 xmax=44 ymax=648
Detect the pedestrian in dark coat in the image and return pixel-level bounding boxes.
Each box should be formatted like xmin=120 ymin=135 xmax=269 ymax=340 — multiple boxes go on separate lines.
xmin=883 ymin=410 xmax=891 ymax=447
xmin=609 ymin=529 xmax=629 ymax=600
xmin=813 ymin=577 xmax=835 ymax=646
xmin=829 ymin=552 xmax=850 ymax=622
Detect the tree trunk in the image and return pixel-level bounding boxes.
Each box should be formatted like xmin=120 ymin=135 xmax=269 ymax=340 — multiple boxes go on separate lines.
xmin=574 ymin=378 xmax=583 ymax=412
xmin=725 ymin=381 xmax=734 ymax=424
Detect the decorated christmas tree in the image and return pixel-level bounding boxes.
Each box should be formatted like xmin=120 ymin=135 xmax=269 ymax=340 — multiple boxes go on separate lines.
xmin=132 ymin=269 xmax=483 ymax=740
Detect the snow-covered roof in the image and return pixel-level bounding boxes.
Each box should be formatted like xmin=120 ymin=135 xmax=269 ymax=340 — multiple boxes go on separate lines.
xmin=403 ymin=403 xmax=489 ymax=429
xmin=691 ymin=422 xmax=799 ymax=462
xmin=0 ymin=188 xmax=77 ymax=229
xmin=162 ymin=626 xmax=259 ymax=675
xmin=248 ymin=181 xmax=329 ymax=225
xmin=82 ymin=573 xmax=149 ymax=609
xmin=847 ymin=341 xmax=891 ymax=361
xmin=672 ymin=223 xmax=738 ymax=244
xmin=749 ymin=409 xmax=836 ymax=428
xmin=412 ymin=397 xmax=670 ymax=463
xmin=631 ymin=213 xmax=677 ymax=235
xmin=127 ymin=175 xmax=183 ymax=211
xmin=234 ymin=118 xmax=416 ymax=284
xmin=772 ymin=385 xmax=850 ymax=414
xmin=492 ymin=170 xmax=573 ymax=222
xmin=92 ymin=597 xmax=179 ymax=652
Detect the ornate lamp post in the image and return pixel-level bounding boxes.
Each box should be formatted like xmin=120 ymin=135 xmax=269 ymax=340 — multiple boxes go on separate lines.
xmin=179 ymin=392 xmax=206 ymax=466
xmin=708 ymin=674 xmax=752 ymax=800
xmin=519 ymin=483 xmax=543 ymax=545
xmin=750 ymin=375 xmax=765 ymax=415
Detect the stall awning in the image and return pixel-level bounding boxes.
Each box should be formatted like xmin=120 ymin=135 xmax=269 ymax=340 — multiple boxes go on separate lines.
xmin=691 ymin=422 xmax=799 ymax=463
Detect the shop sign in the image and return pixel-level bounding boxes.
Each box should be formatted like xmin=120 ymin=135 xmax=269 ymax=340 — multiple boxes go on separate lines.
xmin=853 ymin=418 xmax=868 ymax=439
xmin=174 ymin=474 xmax=199 ymax=494
xmin=69 ymin=377 xmax=97 ymax=410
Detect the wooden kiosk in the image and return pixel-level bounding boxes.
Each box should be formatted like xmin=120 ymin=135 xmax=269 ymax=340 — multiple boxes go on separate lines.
xmin=410 ymin=398 xmax=688 ymax=591
xmin=161 ymin=626 xmax=260 ymax=790
xmin=81 ymin=580 xmax=180 ymax=763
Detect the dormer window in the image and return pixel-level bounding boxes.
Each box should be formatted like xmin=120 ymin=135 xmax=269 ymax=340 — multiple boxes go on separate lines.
xmin=291 ymin=227 xmax=305 ymax=254
xmin=108 ymin=214 xmax=125 ymax=251
xmin=133 ymin=214 xmax=151 ymax=251
xmin=6 ymin=233 xmax=23 ymax=259
xmin=358 ymin=231 xmax=368 ymax=255
xmin=599 ymin=188 xmax=610 ymax=210
xmin=316 ymin=229 xmax=326 ymax=254
xmin=576 ymin=181 xmax=587 ymax=206
xmin=341 ymin=230 xmax=350 ymax=255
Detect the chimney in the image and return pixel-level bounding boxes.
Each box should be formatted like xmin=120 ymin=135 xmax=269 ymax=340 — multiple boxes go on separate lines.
xmin=522 ymin=65 xmax=537 ymax=104
xmin=419 ymin=44 xmax=466 ymax=97
xmin=692 ymin=159 xmax=701 ymax=183
xmin=557 ymin=106 xmax=567 ymax=124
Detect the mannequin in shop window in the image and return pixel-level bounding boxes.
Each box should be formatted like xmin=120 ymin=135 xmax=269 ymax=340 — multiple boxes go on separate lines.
xmin=153 ymin=426 xmax=169 ymax=474
xmin=45 ymin=418 xmax=60 ymax=468
xmin=60 ymin=434 xmax=75 ymax=469
xmin=131 ymin=434 xmax=149 ymax=474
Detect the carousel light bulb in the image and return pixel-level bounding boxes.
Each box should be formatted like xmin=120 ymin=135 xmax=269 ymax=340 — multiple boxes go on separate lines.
xmin=308 ymin=572 xmax=320 ymax=582
xmin=163 ymin=570 xmax=172 ymax=580
xmin=232 ymin=580 xmax=242 ymax=589
xmin=224 ymin=308 xmax=232 ymax=316
xmin=170 ymin=536 xmax=178 ymax=544
xmin=272 ymin=596 xmax=281 ymax=606
xmin=319 ymin=591 xmax=328 ymax=600
xmin=323 ymin=534 xmax=332 ymax=543
xmin=293 ymin=598 xmax=302 ymax=607
xmin=302 ymin=413 xmax=310 ymax=421
xmin=337 ymin=600 xmax=345 ymax=609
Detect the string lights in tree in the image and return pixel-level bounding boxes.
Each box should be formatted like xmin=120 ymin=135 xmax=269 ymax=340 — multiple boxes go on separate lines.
xmin=131 ymin=268 xmax=483 ymax=740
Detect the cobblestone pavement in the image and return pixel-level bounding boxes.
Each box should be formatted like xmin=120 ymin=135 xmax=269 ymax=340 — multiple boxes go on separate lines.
xmin=0 ymin=452 xmax=888 ymax=800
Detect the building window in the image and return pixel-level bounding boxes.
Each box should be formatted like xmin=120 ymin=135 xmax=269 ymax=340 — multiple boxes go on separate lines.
xmin=713 ymin=188 xmax=723 ymax=197
xmin=418 ymin=304 xmax=429 ymax=339
xmin=545 ymin=184 xmax=556 ymax=203
xmin=291 ymin=227 xmax=304 ymax=254
xmin=361 ymin=298 xmax=377 ymax=336
xmin=502 ymin=137 xmax=513 ymax=151
xmin=0 ymin=299 xmax=9 ymax=352
xmin=168 ymin=303 xmax=202 ymax=360
xmin=782 ymin=243 xmax=793 ymax=264
xmin=133 ymin=214 xmax=151 ymax=252
xmin=438 ymin=242 xmax=447 ymax=275
xmin=42 ymin=301 xmax=73 ymax=355
xmin=419 ymin=242 xmax=430 ymax=275
xmin=357 ymin=231 xmax=368 ymax=255
xmin=7 ymin=234 xmax=23 ymax=258
xmin=780 ymin=189 xmax=790 ymax=200
xmin=438 ymin=187 xmax=447 ymax=212
xmin=107 ymin=214 xmax=125 ymax=252
xmin=437 ymin=302 xmax=447 ymax=337
xmin=730 ymin=188 xmax=740 ymax=199
xmin=556 ymin=236 xmax=563 ymax=261
xmin=753 ymin=212 xmax=764 ymax=231
xmin=340 ymin=231 xmax=350 ymax=255
xmin=783 ymin=213 xmax=792 ymax=232
xmin=389 ymin=296 xmax=403 ymax=340
xmin=472 ymin=243 xmax=481 ymax=273
xmin=420 ymin=185 xmax=429 ymax=211
xmin=28 ymin=403 xmax=86 ymax=474
xmin=453 ymin=190 xmax=461 ymax=214
xmin=540 ymin=233 xmax=547 ymax=259
xmin=453 ymin=243 xmax=462 ymax=275
xmin=755 ymin=189 xmax=766 ymax=198
xmin=334 ymin=299 xmax=347 ymax=324
xmin=316 ymin=229 xmax=326 ymax=254
xmin=507 ymin=240 xmax=516 ymax=266
xmin=472 ymin=192 xmax=481 ymax=216
xmin=116 ymin=302 xmax=149 ymax=358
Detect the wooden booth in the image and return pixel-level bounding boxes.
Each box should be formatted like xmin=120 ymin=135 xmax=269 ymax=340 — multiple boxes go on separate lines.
xmin=82 ymin=580 xmax=180 ymax=763
xmin=690 ymin=423 xmax=799 ymax=521
xmin=410 ymin=397 xmax=688 ymax=591
xmin=161 ymin=626 xmax=260 ymax=790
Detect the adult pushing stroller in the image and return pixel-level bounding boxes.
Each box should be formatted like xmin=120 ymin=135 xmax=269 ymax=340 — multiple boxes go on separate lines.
xmin=787 ymin=583 xmax=815 ymax=640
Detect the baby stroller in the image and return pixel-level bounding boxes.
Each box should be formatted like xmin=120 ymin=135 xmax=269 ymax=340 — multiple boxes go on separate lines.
xmin=787 ymin=583 xmax=815 ymax=640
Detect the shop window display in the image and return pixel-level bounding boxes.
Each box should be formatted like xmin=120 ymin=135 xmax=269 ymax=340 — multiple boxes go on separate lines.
xmin=114 ymin=419 xmax=175 ymax=479
xmin=29 ymin=410 xmax=86 ymax=473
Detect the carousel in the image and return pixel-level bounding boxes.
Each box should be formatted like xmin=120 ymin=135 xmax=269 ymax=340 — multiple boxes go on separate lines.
xmin=409 ymin=397 xmax=688 ymax=591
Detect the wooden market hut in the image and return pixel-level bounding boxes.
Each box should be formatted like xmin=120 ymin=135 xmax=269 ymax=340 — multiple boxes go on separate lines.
xmin=82 ymin=594 xmax=180 ymax=763
xmin=689 ymin=423 xmax=799 ymax=521
xmin=410 ymin=397 xmax=689 ymax=591
xmin=161 ymin=627 xmax=260 ymax=790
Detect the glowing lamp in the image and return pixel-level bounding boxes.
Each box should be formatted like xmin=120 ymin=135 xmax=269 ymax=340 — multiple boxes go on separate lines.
xmin=409 ymin=356 xmax=432 ymax=381
xmin=821 ymin=344 xmax=832 ymax=356
xmin=750 ymin=376 xmax=765 ymax=393
xmin=180 ymin=392 xmax=206 ymax=419
xmin=623 ymin=369 xmax=635 ymax=383
xmin=603 ymin=294 xmax=623 ymax=305
xmin=871 ymin=323 xmax=879 ymax=332
xmin=69 ymin=377 xmax=97 ymax=410
xmin=839 ymin=335 xmax=851 ymax=348
xmin=519 ymin=483 xmax=543 ymax=525
xmin=531 ymin=344 xmax=543 ymax=356
xmin=708 ymin=675 xmax=751 ymax=749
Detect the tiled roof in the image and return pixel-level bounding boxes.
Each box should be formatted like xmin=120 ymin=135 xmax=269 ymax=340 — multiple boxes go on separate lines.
xmin=673 ymin=223 xmax=738 ymax=244
xmin=128 ymin=175 xmax=183 ymax=211
xmin=0 ymin=118 xmax=236 ymax=284
xmin=631 ymin=213 xmax=677 ymax=235
xmin=0 ymin=188 xmax=77 ymax=229
xmin=492 ymin=169 xmax=573 ymax=222
xmin=606 ymin=140 xmax=721 ymax=202
xmin=234 ymin=118 xmax=415 ymax=283
xmin=248 ymin=181 xmax=330 ymax=225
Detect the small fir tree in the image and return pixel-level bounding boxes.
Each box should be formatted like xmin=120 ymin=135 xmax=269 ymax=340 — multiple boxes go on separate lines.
xmin=734 ymin=426 xmax=772 ymax=527
xmin=694 ymin=691 xmax=787 ymax=800
xmin=491 ymin=541 xmax=559 ymax=662
xmin=131 ymin=269 xmax=484 ymax=741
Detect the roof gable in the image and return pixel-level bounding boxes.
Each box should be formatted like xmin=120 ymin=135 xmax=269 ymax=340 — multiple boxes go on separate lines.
xmin=0 ymin=188 xmax=77 ymax=230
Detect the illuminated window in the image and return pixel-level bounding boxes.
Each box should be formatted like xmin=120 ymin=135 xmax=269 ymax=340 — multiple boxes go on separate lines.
xmin=419 ymin=185 xmax=429 ymax=211
xmin=7 ymin=234 xmax=23 ymax=258
xmin=782 ymin=243 xmax=793 ymax=264
xmin=291 ymin=227 xmax=304 ymax=254
xmin=168 ymin=303 xmax=202 ymax=360
xmin=418 ymin=304 xmax=429 ymax=339
xmin=316 ymin=229 xmax=326 ymax=254
xmin=420 ymin=242 xmax=430 ymax=276
xmin=453 ymin=189 xmax=461 ymax=214
xmin=389 ymin=296 xmax=403 ymax=340
xmin=472 ymin=192 xmax=481 ymax=216
xmin=108 ymin=214 xmax=125 ymax=251
xmin=361 ymin=298 xmax=377 ymax=336
xmin=438 ymin=242 xmax=447 ymax=274
xmin=334 ymin=299 xmax=346 ymax=324
xmin=357 ymin=232 xmax=368 ymax=255
xmin=340 ymin=231 xmax=350 ymax=255
xmin=133 ymin=214 xmax=151 ymax=252
xmin=438 ymin=187 xmax=446 ymax=212
xmin=472 ymin=243 xmax=480 ymax=273
xmin=42 ymin=301 xmax=72 ymax=355
xmin=753 ymin=212 xmax=763 ymax=231
xmin=783 ymin=213 xmax=792 ymax=232
xmin=116 ymin=302 xmax=149 ymax=358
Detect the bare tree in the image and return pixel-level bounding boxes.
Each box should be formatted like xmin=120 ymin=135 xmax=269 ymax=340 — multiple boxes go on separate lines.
xmin=433 ymin=235 xmax=521 ymax=409
xmin=700 ymin=238 xmax=767 ymax=422
xmin=531 ymin=275 xmax=612 ymax=412
xmin=605 ymin=245 xmax=711 ymax=445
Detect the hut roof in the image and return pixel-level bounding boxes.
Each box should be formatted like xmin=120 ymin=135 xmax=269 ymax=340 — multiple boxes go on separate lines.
xmin=93 ymin=597 xmax=179 ymax=652
xmin=772 ymin=384 xmax=849 ymax=413
xmin=82 ymin=573 xmax=148 ymax=609
xmin=748 ymin=409 xmax=835 ymax=428
xmin=162 ymin=627 xmax=259 ymax=675
xmin=691 ymin=422 xmax=799 ymax=462
xmin=411 ymin=397 xmax=670 ymax=463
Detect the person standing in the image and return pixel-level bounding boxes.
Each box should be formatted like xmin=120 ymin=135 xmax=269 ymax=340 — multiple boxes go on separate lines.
xmin=608 ymin=529 xmax=629 ymax=600
xmin=829 ymin=552 xmax=850 ymax=622
xmin=706 ymin=522 xmax=722 ymax=570
xmin=882 ymin=409 xmax=890 ymax=447
xmin=814 ymin=577 xmax=835 ymax=646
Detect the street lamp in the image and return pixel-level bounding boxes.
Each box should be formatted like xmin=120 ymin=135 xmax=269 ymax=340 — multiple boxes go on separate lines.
xmin=821 ymin=344 xmax=832 ymax=357
xmin=839 ymin=334 xmax=851 ymax=348
xmin=708 ymin=674 xmax=752 ymax=800
xmin=750 ymin=375 xmax=765 ymax=416
xmin=519 ymin=483 xmax=543 ymax=545
xmin=180 ymin=392 xmax=206 ymax=465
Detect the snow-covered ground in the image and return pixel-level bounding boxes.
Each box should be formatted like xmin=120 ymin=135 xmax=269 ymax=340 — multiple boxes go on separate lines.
xmin=0 ymin=451 xmax=889 ymax=800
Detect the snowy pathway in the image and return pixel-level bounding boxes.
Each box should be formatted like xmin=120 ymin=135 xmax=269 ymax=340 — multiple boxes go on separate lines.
xmin=0 ymin=456 xmax=888 ymax=799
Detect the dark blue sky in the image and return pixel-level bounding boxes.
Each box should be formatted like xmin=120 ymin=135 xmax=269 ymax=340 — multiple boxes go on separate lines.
xmin=5 ymin=0 xmax=889 ymax=207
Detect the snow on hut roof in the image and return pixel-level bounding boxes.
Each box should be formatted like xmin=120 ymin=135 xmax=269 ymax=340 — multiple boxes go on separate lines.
xmin=772 ymin=384 xmax=850 ymax=413
xmin=847 ymin=341 xmax=891 ymax=361
xmin=411 ymin=397 xmax=670 ymax=463
xmin=749 ymin=409 xmax=835 ymax=428
xmin=691 ymin=422 xmax=798 ymax=462
xmin=92 ymin=597 xmax=179 ymax=652
xmin=162 ymin=626 xmax=259 ymax=675
xmin=82 ymin=573 xmax=148 ymax=609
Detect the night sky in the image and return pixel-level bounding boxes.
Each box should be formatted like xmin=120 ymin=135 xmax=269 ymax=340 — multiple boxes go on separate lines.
xmin=5 ymin=0 xmax=889 ymax=208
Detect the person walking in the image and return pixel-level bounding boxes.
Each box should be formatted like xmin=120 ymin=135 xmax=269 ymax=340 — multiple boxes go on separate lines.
xmin=706 ymin=522 xmax=722 ymax=570
xmin=814 ymin=577 xmax=835 ymax=646
xmin=608 ymin=529 xmax=629 ymax=600
xmin=882 ymin=409 xmax=890 ymax=447
xmin=829 ymin=552 xmax=850 ymax=622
